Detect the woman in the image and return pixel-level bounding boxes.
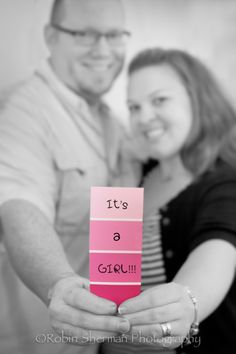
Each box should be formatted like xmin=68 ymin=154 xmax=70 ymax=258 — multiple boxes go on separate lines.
xmin=101 ymin=48 xmax=236 ymax=354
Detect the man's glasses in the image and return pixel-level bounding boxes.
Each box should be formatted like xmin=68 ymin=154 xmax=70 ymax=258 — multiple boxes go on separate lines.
xmin=51 ymin=24 xmax=131 ymax=47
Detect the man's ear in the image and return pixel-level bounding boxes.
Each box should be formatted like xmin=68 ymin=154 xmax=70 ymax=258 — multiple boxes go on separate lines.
xmin=44 ymin=24 xmax=58 ymax=51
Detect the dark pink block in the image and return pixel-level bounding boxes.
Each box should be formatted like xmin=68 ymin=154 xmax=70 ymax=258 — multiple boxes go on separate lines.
xmin=90 ymin=284 xmax=141 ymax=305
xmin=90 ymin=253 xmax=141 ymax=282
xmin=90 ymin=220 xmax=143 ymax=251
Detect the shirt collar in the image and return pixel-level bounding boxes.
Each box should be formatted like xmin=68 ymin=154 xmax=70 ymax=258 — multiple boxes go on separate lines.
xmin=37 ymin=59 xmax=91 ymax=112
xmin=37 ymin=59 xmax=110 ymax=118
xmin=36 ymin=59 xmax=121 ymax=174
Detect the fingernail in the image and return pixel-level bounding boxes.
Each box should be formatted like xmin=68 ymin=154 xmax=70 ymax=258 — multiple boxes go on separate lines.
xmin=118 ymin=319 xmax=130 ymax=333
xmin=118 ymin=306 xmax=126 ymax=315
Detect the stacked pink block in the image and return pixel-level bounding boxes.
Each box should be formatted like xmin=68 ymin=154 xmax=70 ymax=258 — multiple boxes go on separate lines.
xmin=89 ymin=187 xmax=143 ymax=305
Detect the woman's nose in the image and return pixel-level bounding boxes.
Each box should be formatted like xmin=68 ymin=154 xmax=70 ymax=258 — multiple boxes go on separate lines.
xmin=138 ymin=104 xmax=155 ymax=126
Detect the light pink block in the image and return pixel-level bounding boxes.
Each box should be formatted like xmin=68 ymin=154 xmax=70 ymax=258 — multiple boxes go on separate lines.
xmin=90 ymin=253 xmax=141 ymax=282
xmin=90 ymin=187 xmax=144 ymax=220
xmin=90 ymin=284 xmax=141 ymax=305
xmin=90 ymin=220 xmax=143 ymax=251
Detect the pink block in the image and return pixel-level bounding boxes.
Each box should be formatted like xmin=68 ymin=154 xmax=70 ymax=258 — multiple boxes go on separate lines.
xmin=90 ymin=284 xmax=141 ymax=305
xmin=90 ymin=220 xmax=143 ymax=251
xmin=90 ymin=187 xmax=144 ymax=220
xmin=90 ymin=253 xmax=141 ymax=282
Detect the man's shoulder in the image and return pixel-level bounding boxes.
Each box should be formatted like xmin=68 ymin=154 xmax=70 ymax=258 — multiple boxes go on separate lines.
xmin=0 ymin=73 xmax=58 ymax=135
xmin=3 ymin=73 xmax=53 ymax=109
xmin=0 ymin=71 xmax=62 ymax=132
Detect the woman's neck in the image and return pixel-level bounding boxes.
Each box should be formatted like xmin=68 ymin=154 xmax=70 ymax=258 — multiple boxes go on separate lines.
xmin=158 ymin=155 xmax=192 ymax=182
xmin=143 ymin=155 xmax=193 ymax=215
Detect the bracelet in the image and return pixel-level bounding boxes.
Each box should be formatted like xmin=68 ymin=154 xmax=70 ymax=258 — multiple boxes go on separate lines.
xmin=185 ymin=287 xmax=199 ymax=336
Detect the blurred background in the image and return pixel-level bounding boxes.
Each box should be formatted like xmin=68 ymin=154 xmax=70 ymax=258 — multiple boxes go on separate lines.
xmin=0 ymin=0 xmax=236 ymax=122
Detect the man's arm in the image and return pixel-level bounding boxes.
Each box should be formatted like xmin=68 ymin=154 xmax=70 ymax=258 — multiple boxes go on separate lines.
xmin=1 ymin=199 xmax=130 ymax=342
xmin=1 ymin=199 xmax=75 ymax=304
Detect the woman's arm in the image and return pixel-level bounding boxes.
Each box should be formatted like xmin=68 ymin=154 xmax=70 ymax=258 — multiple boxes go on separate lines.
xmin=174 ymin=238 xmax=236 ymax=322
xmin=118 ymin=238 xmax=236 ymax=349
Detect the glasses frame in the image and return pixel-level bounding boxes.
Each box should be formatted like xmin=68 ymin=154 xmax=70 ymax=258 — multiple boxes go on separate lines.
xmin=51 ymin=24 xmax=131 ymax=47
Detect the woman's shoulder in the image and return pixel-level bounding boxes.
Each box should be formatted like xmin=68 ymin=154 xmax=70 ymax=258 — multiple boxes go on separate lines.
xmin=198 ymin=161 xmax=236 ymax=187
xmin=171 ymin=161 xmax=236 ymax=208
xmin=184 ymin=161 xmax=236 ymax=208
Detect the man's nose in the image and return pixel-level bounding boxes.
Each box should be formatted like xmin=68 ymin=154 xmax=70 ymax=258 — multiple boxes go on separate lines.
xmin=92 ymin=35 xmax=111 ymax=55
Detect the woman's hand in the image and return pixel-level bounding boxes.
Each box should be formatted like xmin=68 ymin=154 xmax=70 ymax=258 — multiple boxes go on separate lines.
xmin=48 ymin=275 xmax=130 ymax=346
xmin=118 ymin=282 xmax=194 ymax=349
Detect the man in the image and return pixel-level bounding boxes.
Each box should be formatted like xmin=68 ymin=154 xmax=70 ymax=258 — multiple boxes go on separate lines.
xmin=0 ymin=1 xmax=139 ymax=353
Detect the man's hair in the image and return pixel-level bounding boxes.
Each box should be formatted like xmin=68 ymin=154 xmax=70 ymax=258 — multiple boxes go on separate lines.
xmin=50 ymin=0 xmax=124 ymax=26
xmin=128 ymin=48 xmax=236 ymax=175
xmin=50 ymin=0 xmax=67 ymax=25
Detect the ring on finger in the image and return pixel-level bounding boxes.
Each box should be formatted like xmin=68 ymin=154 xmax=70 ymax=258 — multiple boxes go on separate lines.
xmin=160 ymin=322 xmax=172 ymax=337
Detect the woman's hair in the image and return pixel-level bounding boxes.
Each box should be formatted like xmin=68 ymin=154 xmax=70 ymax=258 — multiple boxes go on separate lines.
xmin=128 ymin=48 xmax=236 ymax=176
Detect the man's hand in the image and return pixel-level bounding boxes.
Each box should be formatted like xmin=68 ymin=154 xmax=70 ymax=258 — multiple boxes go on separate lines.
xmin=48 ymin=275 xmax=130 ymax=346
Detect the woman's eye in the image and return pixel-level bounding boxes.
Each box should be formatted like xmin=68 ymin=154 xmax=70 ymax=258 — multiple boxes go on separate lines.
xmin=128 ymin=105 xmax=140 ymax=113
xmin=152 ymin=97 xmax=167 ymax=106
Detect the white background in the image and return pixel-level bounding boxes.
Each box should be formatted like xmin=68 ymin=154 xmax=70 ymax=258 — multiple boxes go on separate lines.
xmin=0 ymin=0 xmax=236 ymax=121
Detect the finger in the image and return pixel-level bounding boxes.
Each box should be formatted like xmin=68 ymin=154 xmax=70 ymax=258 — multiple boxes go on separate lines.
xmin=119 ymin=283 xmax=182 ymax=314
xmin=64 ymin=287 xmax=117 ymax=315
xmin=130 ymin=320 xmax=189 ymax=340
xmin=130 ymin=320 xmax=188 ymax=339
xmin=123 ymin=303 xmax=180 ymax=325
xmin=78 ymin=277 xmax=90 ymax=291
xmin=52 ymin=306 xmax=130 ymax=334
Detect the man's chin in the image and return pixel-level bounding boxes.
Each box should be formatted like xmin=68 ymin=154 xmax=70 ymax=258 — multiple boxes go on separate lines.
xmin=75 ymin=76 xmax=118 ymax=100
xmin=90 ymin=80 xmax=114 ymax=96
xmin=79 ymin=85 xmax=111 ymax=103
